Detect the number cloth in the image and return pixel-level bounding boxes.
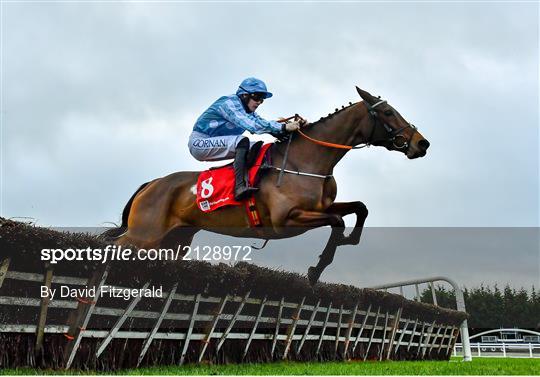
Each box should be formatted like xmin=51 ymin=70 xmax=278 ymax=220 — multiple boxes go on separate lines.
xmin=196 ymin=143 xmax=272 ymax=213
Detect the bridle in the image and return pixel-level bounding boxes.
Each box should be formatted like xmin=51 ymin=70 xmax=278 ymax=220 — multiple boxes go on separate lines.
xmin=296 ymin=100 xmax=418 ymax=151
xmin=363 ymin=99 xmax=418 ymax=151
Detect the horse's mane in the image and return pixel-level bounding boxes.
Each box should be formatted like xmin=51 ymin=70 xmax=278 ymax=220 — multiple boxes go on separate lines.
xmin=275 ymin=101 xmax=359 ymax=144
xmin=303 ymin=101 xmax=359 ymax=130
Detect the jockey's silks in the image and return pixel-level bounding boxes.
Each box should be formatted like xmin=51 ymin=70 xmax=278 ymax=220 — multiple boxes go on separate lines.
xmin=193 ymin=95 xmax=282 ymax=137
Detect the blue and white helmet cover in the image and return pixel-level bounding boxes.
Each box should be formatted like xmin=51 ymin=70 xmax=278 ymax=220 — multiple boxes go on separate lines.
xmin=236 ymin=77 xmax=273 ymax=99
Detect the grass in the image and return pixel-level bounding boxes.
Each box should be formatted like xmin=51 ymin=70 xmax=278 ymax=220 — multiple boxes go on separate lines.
xmin=2 ymin=358 xmax=539 ymax=375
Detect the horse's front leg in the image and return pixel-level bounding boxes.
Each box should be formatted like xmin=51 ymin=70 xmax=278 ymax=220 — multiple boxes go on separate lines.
xmin=325 ymin=201 xmax=368 ymax=246
xmin=284 ymin=209 xmax=345 ymax=286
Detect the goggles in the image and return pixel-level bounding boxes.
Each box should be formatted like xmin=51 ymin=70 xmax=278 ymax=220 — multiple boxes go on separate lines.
xmin=249 ymin=92 xmax=266 ymax=102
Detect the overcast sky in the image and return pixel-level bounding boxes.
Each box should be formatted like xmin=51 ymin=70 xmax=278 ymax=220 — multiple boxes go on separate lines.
xmin=1 ymin=3 xmax=538 ymax=288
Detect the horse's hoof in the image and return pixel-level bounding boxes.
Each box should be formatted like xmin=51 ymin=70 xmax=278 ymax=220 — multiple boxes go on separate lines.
xmin=307 ymin=267 xmax=319 ymax=286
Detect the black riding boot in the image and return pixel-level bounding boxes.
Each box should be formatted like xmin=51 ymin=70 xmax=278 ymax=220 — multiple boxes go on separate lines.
xmin=234 ymin=138 xmax=259 ymax=201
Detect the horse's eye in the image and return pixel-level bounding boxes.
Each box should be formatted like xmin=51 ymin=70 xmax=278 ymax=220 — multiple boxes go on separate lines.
xmin=384 ymin=110 xmax=394 ymax=116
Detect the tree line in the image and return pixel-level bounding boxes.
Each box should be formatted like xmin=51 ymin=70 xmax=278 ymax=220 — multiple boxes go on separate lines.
xmin=420 ymin=284 xmax=540 ymax=330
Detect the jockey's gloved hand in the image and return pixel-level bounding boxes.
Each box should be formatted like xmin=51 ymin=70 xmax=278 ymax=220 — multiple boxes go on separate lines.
xmin=282 ymin=120 xmax=302 ymax=133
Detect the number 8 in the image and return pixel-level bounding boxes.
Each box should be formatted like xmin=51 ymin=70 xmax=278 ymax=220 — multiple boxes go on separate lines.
xmin=201 ymin=177 xmax=214 ymax=199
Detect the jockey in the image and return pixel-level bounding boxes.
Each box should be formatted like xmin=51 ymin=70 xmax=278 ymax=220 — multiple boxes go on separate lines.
xmin=189 ymin=77 xmax=304 ymax=200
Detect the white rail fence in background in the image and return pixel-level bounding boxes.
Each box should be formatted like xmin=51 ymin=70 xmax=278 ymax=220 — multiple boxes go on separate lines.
xmin=454 ymin=343 xmax=540 ymax=358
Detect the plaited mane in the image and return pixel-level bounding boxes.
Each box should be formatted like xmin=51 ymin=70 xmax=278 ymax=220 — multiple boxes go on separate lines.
xmin=305 ymin=101 xmax=357 ymax=129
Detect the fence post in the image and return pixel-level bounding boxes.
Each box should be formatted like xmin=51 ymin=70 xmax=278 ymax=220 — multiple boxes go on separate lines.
xmin=0 ymin=258 xmax=11 ymax=288
xmin=35 ymin=266 xmax=53 ymax=354
xmin=386 ymin=308 xmax=402 ymax=359
xmin=243 ymin=296 xmax=267 ymax=361
xmin=393 ymin=317 xmax=409 ymax=356
xmin=447 ymin=279 xmax=472 ymax=361
xmin=416 ymin=322 xmax=426 ymax=356
xmin=199 ymin=295 xmax=228 ymax=363
xmin=334 ymin=305 xmax=343 ymax=355
xmin=352 ymin=304 xmax=372 ymax=354
xmin=343 ymin=302 xmax=358 ymax=359
xmin=316 ymin=302 xmax=332 ymax=357
xmin=96 ymin=281 xmax=150 ymax=358
xmin=271 ymin=297 xmax=285 ymax=358
xmin=407 ymin=319 xmax=419 ymax=352
xmin=297 ymin=300 xmax=320 ymax=355
xmin=363 ymin=306 xmax=381 ymax=361
xmin=430 ymin=282 xmax=438 ymax=306
xmin=378 ymin=311 xmax=389 ymax=360
xmin=179 ymin=293 xmax=201 ymax=365
xmin=216 ymin=291 xmax=250 ymax=353
xmin=283 ymin=297 xmax=305 ymax=359
xmin=447 ymin=326 xmax=459 ymax=357
xmin=64 ymin=265 xmax=109 ymax=369
xmin=137 ymin=282 xmax=178 ymax=367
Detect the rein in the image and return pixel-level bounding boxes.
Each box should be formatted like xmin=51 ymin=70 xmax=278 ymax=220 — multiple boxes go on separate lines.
xmin=297 ymin=129 xmax=354 ymax=150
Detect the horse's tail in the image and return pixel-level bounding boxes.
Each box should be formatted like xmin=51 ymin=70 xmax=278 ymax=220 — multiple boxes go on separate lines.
xmin=100 ymin=181 xmax=152 ymax=240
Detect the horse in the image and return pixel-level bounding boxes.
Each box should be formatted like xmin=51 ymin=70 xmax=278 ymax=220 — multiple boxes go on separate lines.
xmin=103 ymin=87 xmax=430 ymax=285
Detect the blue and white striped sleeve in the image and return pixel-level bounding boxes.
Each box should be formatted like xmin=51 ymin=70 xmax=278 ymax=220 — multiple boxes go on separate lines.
xmin=219 ymin=98 xmax=282 ymax=135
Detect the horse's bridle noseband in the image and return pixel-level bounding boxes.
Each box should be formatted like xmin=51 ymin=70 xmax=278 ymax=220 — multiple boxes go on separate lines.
xmin=364 ymin=99 xmax=418 ymax=151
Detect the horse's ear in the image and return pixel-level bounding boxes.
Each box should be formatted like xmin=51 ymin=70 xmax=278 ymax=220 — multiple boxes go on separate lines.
xmin=356 ymin=86 xmax=376 ymax=104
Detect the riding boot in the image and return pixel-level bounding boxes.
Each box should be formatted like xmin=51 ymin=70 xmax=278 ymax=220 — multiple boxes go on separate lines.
xmin=246 ymin=140 xmax=263 ymax=167
xmin=234 ymin=138 xmax=259 ymax=201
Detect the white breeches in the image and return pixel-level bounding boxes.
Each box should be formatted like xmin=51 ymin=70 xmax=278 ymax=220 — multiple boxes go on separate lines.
xmin=188 ymin=131 xmax=245 ymax=161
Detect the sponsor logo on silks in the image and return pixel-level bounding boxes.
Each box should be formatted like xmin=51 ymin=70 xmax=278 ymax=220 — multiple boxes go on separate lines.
xmin=199 ymin=197 xmax=232 ymax=212
xmin=209 ymin=197 xmax=230 ymax=206
xmin=199 ymin=200 xmax=211 ymax=212
xmin=192 ymin=139 xmax=227 ymax=148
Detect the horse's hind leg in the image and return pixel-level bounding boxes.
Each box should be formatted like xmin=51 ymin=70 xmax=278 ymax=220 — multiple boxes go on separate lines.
xmin=325 ymin=201 xmax=368 ymax=245
xmin=159 ymin=226 xmax=199 ymax=255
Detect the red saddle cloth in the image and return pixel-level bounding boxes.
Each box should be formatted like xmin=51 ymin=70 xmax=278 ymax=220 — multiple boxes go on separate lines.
xmin=196 ymin=144 xmax=272 ymax=213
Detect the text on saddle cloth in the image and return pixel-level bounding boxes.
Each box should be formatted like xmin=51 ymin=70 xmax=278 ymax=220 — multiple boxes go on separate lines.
xmin=196 ymin=143 xmax=272 ymax=213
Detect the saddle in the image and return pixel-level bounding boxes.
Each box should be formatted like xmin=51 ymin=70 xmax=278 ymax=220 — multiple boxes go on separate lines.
xmin=196 ymin=143 xmax=272 ymax=213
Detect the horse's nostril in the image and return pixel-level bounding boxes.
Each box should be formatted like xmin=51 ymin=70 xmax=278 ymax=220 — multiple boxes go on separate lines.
xmin=418 ymin=139 xmax=430 ymax=151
